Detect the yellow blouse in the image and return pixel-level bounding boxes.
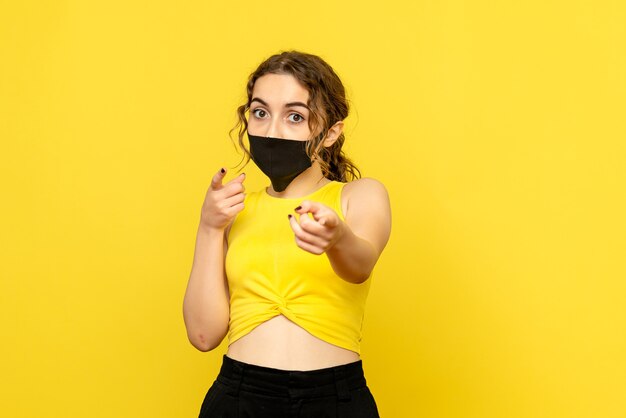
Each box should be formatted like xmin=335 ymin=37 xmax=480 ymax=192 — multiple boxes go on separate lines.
xmin=225 ymin=180 xmax=373 ymax=354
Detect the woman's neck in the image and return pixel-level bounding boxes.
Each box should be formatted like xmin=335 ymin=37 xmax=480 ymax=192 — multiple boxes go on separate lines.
xmin=265 ymin=161 xmax=330 ymax=199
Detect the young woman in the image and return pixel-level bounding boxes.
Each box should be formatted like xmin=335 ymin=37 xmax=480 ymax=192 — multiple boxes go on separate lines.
xmin=183 ymin=50 xmax=392 ymax=417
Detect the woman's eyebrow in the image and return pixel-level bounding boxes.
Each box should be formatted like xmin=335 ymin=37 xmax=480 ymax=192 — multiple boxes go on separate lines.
xmin=250 ymin=97 xmax=309 ymax=110
xmin=285 ymin=101 xmax=309 ymax=110
xmin=250 ymin=97 xmax=268 ymax=106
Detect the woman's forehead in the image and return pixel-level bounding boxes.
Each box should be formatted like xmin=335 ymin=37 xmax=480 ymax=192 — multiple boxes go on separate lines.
xmin=252 ymin=73 xmax=309 ymax=105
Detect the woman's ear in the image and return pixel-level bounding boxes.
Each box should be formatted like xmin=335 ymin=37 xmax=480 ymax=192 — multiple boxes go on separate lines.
xmin=322 ymin=121 xmax=344 ymax=147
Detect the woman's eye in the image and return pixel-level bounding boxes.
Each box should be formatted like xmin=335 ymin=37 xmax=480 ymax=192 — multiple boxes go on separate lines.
xmin=288 ymin=113 xmax=304 ymax=123
xmin=252 ymin=109 xmax=267 ymax=118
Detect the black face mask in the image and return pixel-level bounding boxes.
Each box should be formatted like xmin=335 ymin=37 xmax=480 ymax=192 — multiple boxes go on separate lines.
xmin=247 ymin=132 xmax=315 ymax=192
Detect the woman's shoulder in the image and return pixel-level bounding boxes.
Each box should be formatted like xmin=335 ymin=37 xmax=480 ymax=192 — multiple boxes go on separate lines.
xmin=339 ymin=177 xmax=391 ymax=239
xmin=340 ymin=177 xmax=390 ymax=218
xmin=342 ymin=177 xmax=389 ymax=200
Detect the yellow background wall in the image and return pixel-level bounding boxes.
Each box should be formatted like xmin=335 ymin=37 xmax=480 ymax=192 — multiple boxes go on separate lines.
xmin=1 ymin=1 xmax=624 ymax=417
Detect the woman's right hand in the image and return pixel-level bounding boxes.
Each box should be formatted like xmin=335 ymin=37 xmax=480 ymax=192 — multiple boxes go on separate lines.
xmin=200 ymin=168 xmax=246 ymax=232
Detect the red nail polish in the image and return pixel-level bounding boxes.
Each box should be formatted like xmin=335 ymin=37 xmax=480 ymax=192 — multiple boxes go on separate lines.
xmin=288 ymin=214 xmax=293 ymax=219
xmin=295 ymin=206 xmax=302 ymax=211
xmin=220 ymin=168 xmax=225 ymax=174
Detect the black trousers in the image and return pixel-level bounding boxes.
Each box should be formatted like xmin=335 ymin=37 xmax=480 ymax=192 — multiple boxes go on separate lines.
xmin=198 ymin=354 xmax=380 ymax=418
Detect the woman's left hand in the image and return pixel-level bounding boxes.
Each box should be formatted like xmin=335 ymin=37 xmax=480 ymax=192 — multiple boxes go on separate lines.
xmin=288 ymin=200 xmax=345 ymax=255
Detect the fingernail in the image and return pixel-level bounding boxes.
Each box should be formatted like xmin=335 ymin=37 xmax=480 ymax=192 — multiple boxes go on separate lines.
xmin=220 ymin=168 xmax=225 ymax=174
xmin=294 ymin=206 xmax=302 ymax=211
xmin=287 ymin=214 xmax=293 ymax=219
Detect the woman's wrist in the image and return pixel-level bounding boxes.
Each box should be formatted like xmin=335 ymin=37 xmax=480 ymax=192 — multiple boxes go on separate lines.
xmin=325 ymin=221 xmax=376 ymax=283
xmin=197 ymin=220 xmax=226 ymax=239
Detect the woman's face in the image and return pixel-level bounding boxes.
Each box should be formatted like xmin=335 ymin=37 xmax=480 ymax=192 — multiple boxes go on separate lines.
xmin=247 ymin=73 xmax=312 ymax=141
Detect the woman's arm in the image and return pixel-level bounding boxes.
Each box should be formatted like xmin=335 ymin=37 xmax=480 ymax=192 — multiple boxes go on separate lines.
xmin=289 ymin=178 xmax=392 ymax=283
xmin=182 ymin=169 xmax=245 ymax=351
xmin=183 ymin=226 xmax=230 ymax=351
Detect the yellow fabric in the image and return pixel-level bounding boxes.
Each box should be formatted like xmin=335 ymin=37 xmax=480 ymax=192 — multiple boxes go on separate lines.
xmin=224 ymin=180 xmax=373 ymax=354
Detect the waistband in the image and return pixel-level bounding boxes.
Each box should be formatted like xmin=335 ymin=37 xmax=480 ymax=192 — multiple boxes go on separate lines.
xmin=215 ymin=354 xmax=368 ymax=400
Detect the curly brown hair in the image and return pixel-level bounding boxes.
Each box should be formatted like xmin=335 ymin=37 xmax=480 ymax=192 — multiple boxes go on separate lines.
xmin=229 ymin=50 xmax=361 ymax=182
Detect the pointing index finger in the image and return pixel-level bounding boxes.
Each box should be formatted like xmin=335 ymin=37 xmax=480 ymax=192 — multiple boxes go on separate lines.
xmin=211 ymin=167 xmax=227 ymax=190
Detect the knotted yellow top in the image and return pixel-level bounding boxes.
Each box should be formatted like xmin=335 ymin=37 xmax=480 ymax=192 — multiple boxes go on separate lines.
xmin=225 ymin=181 xmax=373 ymax=354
